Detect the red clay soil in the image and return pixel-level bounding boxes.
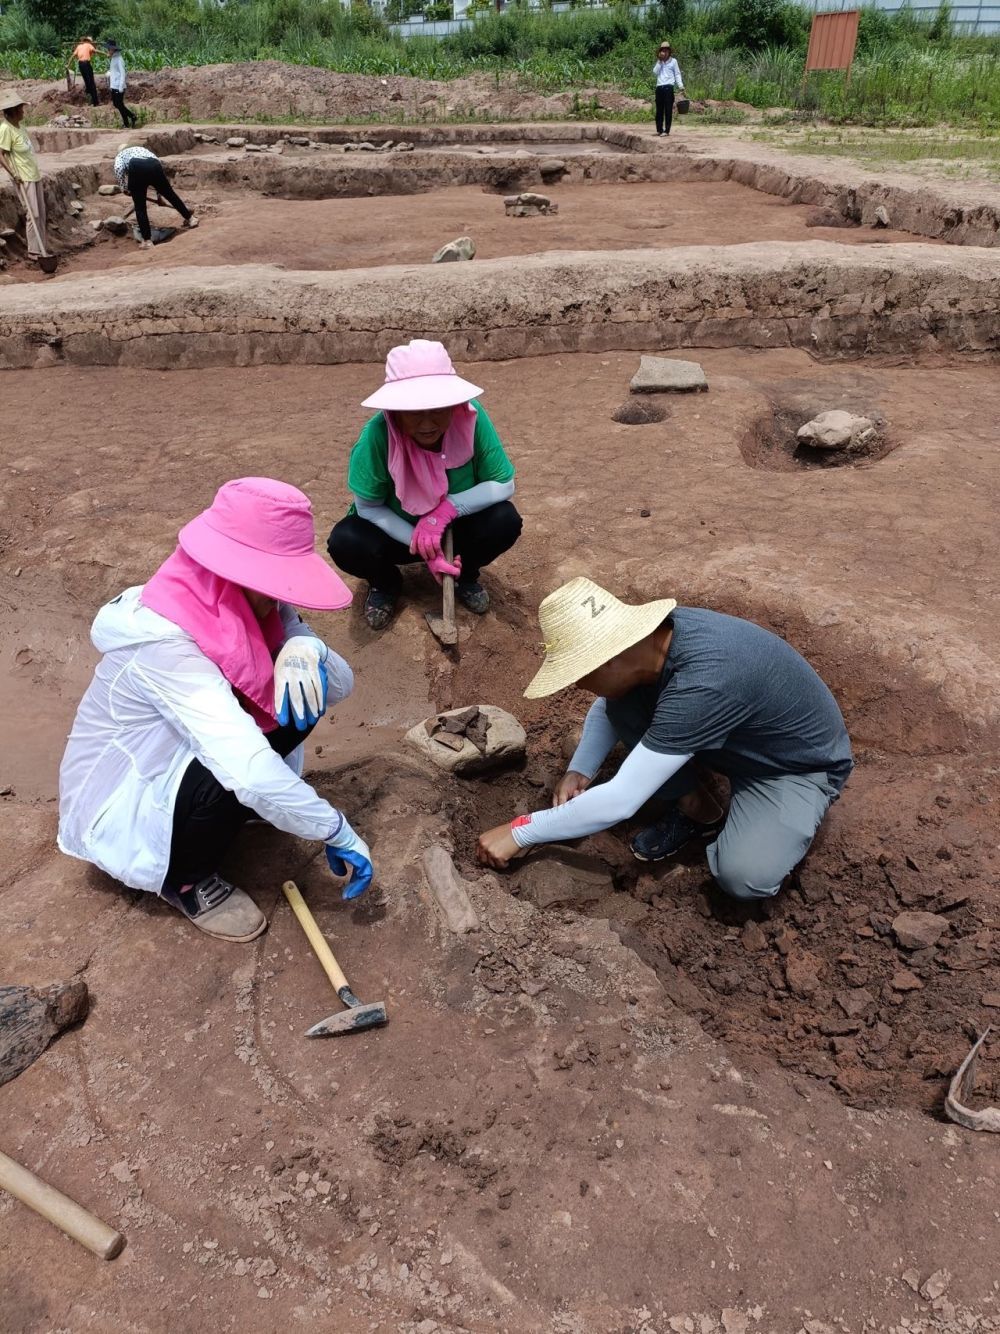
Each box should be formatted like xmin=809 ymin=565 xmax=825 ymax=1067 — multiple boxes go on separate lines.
xmin=1 ymin=348 xmax=999 ymax=1332
xmin=25 ymin=179 xmax=928 ymax=283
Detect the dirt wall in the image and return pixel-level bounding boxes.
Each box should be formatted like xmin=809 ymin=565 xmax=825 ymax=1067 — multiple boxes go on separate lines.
xmin=2 ymin=242 xmax=998 ymax=370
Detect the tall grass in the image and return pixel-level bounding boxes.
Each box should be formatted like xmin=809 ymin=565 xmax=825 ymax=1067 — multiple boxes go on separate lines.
xmin=1 ymin=0 xmax=999 ymax=128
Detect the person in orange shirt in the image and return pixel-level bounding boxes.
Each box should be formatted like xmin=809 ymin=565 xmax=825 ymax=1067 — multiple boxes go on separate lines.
xmin=68 ymin=36 xmax=100 ymax=107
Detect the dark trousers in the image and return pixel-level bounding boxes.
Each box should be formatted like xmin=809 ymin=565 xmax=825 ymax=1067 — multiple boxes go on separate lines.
xmin=111 ymin=88 xmax=138 ymax=128
xmin=655 ymin=85 xmax=675 ymax=135
xmin=127 ymin=157 xmax=191 ymax=240
xmin=327 ymin=500 xmax=522 ymax=598
xmin=78 ymin=61 xmax=99 ymax=106
xmin=163 ymin=717 xmax=313 ymax=891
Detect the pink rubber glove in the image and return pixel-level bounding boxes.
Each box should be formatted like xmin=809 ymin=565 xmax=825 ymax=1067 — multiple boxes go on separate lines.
xmin=426 ymin=550 xmax=462 ymax=584
xmin=409 ymin=497 xmax=458 ymax=562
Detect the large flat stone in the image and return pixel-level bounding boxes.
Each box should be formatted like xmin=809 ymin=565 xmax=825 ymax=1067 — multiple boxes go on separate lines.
xmin=630 ymin=356 xmax=708 ymax=394
xmin=405 ymin=704 xmax=525 ymax=775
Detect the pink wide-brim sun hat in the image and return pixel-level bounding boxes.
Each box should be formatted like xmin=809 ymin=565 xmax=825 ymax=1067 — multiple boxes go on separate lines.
xmin=361 ymin=339 xmax=483 ymax=413
xmin=179 ymin=477 xmax=352 ymax=611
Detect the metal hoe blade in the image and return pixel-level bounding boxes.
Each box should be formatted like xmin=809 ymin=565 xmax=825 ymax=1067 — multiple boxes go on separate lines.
xmin=306 ymin=1000 xmax=388 ymax=1038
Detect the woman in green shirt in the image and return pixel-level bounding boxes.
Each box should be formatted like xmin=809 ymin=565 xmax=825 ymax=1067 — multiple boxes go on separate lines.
xmin=328 ymin=340 xmax=522 ymax=631
xmin=0 ymin=91 xmax=47 ymax=260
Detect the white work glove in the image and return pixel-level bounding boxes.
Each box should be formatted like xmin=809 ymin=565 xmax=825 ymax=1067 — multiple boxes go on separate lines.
xmin=274 ymin=636 xmax=329 ymax=732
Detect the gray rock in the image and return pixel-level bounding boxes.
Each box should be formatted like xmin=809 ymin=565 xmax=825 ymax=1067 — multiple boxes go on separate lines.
xmin=396 ymin=141 xmax=415 ymax=152
xmin=873 ymin=204 xmax=891 ymax=228
xmin=102 ymin=215 xmax=128 ymax=235
xmin=630 ymin=355 xmax=708 ymax=394
xmin=796 ymin=409 xmax=874 ymax=451
xmin=432 ymin=236 xmax=476 ymax=263
xmin=514 ymin=846 xmax=611 ymax=910
xmin=892 ymin=911 xmax=950 ymax=951
xmin=226 ymin=136 xmax=247 ymax=148
xmin=421 ymin=846 xmax=480 ymax=934
xmin=405 ymin=704 xmax=525 ymax=775
xmin=504 ymin=192 xmax=557 ymax=218
xmin=288 ymin=136 xmax=310 ymax=146
xmin=345 ymin=141 xmax=376 ymax=152
xmin=97 ymin=184 xmax=117 ymax=196
xmin=244 ymin=143 xmax=263 ymax=153
xmin=539 ymin=157 xmax=567 ymax=181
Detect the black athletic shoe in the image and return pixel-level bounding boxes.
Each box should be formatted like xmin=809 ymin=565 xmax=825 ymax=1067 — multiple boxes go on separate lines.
xmin=456 ymin=581 xmax=490 ymax=615
xmin=363 ymin=586 xmax=397 ymax=631
xmin=630 ymin=806 xmax=723 ymax=862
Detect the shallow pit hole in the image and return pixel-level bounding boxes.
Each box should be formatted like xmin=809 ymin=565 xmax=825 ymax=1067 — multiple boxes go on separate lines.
xmin=611 ymin=400 xmax=670 ymax=426
xmin=739 ymin=404 xmax=895 ymax=472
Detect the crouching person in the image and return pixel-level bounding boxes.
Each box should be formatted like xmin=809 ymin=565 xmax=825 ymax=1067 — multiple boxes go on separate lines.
xmin=477 ymin=578 xmax=853 ymax=902
xmin=58 ymin=477 xmax=373 ymax=943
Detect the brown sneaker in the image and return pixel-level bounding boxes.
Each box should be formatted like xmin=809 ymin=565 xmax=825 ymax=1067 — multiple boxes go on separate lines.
xmin=163 ymin=874 xmax=267 ymax=942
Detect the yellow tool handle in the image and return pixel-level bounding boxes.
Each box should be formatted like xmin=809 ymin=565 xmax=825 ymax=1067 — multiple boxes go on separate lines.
xmin=0 ymin=1148 xmax=125 ymax=1260
xmin=282 ymin=880 xmax=349 ymax=994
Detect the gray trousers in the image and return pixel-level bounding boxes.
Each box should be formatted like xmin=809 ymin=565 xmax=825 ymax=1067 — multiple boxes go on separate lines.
xmin=606 ymin=697 xmax=840 ymax=901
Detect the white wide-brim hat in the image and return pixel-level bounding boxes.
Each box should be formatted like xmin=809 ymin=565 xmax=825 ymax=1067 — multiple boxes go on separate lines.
xmin=361 ymin=338 xmax=483 ymax=413
xmin=0 ymin=91 xmax=27 ymax=112
xmin=524 ymin=577 xmax=677 ymax=699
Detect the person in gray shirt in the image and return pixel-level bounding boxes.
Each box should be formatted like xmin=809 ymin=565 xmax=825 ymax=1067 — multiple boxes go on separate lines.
xmin=477 ymin=577 xmax=852 ymax=901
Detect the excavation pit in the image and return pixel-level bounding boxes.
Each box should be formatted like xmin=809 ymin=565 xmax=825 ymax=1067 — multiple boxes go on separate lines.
xmin=740 ymin=404 xmax=895 ymax=471
xmin=3 ymin=107 xmax=1000 ymax=1324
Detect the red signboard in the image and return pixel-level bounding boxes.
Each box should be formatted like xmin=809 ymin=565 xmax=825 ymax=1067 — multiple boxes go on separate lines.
xmin=805 ymin=9 xmax=861 ymax=72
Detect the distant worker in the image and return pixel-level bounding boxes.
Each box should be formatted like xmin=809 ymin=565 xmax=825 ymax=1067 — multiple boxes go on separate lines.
xmin=652 ymin=41 xmax=685 ymax=136
xmin=69 ymin=35 xmax=100 ymax=107
xmin=114 ymin=143 xmax=198 ymax=248
xmin=327 ymin=340 xmax=523 ymax=631
xmin=105 ymin=39 xmax=137 ymax=128
xmin=0 ymin=91 xmax=48 ymax=261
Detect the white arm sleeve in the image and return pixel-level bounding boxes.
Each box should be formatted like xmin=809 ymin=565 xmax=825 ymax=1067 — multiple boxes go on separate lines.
xmin=276 ymin=604 xmax=354 ymax=705
xmin=448 ymin=479 xmax=515 ymax=518
xmin=354 ymin=494 xmax=415 ymax=546
xmin=566 ymin=698 xmax=618 ymax=780
xmin=511 ymin=742 xmax=693 ymax=848
xmin=133 ymin=644 xmax=345 ymax=842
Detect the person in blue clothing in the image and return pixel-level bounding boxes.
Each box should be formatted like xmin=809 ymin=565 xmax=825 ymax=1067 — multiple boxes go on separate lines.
xmin=652 ymin=41 xmax=685 ymax=136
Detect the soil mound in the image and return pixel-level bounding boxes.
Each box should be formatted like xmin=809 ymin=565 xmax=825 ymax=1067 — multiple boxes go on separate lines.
xmin=3 ymin=60 xmax=648 ymax=124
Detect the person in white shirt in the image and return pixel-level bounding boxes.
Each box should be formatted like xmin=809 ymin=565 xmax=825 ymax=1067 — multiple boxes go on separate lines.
xmin=652 ymin=41 xmax=685 ymax=136
xmin=114 ymin=143 xmax=198 ymax=248
xmin=105 ymin=40 xmax=137 ymax=128
xmin=58 ymin=477 xmax=374 ymax=943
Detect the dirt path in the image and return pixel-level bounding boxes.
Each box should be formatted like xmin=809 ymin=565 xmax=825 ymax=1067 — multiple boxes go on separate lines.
xmin=2 ymin=348 xmax=999 ymax=1332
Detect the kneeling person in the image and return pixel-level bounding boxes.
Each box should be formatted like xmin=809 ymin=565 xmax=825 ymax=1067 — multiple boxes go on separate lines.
xmin=59 ymin=478 xmax=372 ymax=943
xmin=477 ymin=578 xmax=852 ymax=901
xmin=328 ymin=340 xmax=522 ymax=630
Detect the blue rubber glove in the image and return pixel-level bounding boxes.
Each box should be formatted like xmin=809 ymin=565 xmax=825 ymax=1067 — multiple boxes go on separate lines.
xmin=325 ymin=820 xmax=373 ymax=901
xmin=274 ymin=637 xmax=329 ymax=732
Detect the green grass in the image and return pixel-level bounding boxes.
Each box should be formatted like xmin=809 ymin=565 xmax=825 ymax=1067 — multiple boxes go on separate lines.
xmin=2 ymin=0 xmax=1000 ymax=129
xmin=753 ymin=125 xmax=1000 ymax=176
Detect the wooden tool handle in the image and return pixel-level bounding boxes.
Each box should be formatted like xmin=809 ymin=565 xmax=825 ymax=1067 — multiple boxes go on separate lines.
xmin=282 ymin=880 xmax=349 ymax=994
xmin=0 ymin=1148 xmax=124 ymax=1260
xmin=442 ymin=527 xmax=456 ymax=629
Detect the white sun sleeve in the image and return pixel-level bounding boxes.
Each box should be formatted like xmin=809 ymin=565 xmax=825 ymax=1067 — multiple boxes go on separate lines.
xmin=510 ymin=742 xmax=693 ymax=848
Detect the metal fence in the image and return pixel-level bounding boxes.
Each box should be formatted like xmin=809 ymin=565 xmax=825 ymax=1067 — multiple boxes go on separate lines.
xmin=389 ymin=0 xmax=1000 ymax=36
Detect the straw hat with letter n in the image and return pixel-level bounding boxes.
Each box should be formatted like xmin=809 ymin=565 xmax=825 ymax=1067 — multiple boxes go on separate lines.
xmin=524 ymin=577 xmax=677 ymax=699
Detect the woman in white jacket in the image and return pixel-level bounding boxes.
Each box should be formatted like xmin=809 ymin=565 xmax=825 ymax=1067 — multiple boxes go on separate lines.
xmin=58 ymin=477 xmax=371 ymax=943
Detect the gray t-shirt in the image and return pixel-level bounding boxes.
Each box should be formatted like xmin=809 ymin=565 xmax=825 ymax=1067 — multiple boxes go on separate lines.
xmin=608 ymin=607 xmax=853 ymax=790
